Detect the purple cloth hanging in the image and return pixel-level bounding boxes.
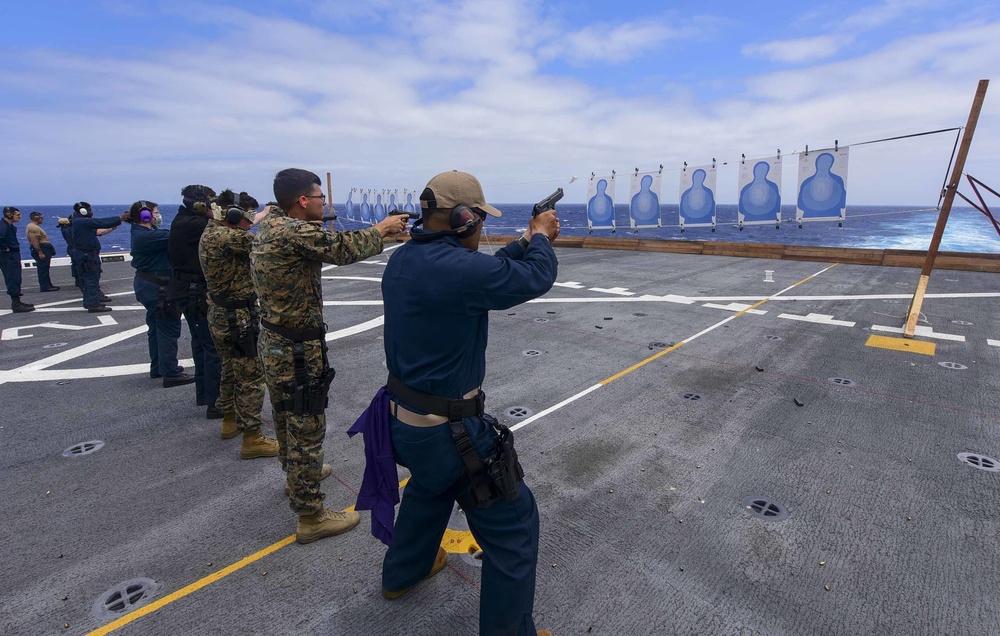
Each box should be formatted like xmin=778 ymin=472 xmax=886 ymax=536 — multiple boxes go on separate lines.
xmin=347 ymin=387 xmax=399 ymax=546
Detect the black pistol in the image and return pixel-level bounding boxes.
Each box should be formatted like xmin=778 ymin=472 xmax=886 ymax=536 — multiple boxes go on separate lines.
xmin=322 ymin=214 xmax=338 ymax=222
xmin=389 ymin=209 xmax=420 ymax=220
xmin=532 ymin=188 xmax=563 ymax=217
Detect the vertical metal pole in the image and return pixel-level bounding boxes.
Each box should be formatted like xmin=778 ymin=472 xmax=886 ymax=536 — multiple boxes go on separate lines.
xmin=326 ymin=172 xmax=335 ymax=231
xmin=904 ymin=79 xmax=989 ymax=337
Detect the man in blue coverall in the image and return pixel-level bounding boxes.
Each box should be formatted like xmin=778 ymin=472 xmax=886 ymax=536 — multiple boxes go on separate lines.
xmin=0 ymin=206 xmax=35 ymax=313
xmin=71 ymin=202 xmax=127 ymax=312
xmin=380 ymin=170 xmax=559 ymax=636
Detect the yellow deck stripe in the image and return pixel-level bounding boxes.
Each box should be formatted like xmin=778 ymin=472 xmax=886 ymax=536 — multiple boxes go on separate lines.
xmin=866 ymin=334 xmax=936 ymax=356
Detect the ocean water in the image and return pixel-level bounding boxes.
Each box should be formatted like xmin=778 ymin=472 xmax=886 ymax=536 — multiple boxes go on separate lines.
xmin=11 ymin=203 xmax=998 ymax=261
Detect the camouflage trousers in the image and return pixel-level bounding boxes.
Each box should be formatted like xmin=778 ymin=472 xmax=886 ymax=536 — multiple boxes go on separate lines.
xmin=207 ymin=305 xmax=265 ymax=433
xmin=258 ymin=326 xmax=329 ymax=516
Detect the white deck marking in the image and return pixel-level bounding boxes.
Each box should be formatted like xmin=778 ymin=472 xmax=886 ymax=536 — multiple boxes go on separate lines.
xmin=634 ymin=294 xmax=695 ymax=304
xmin=588 ymin=287 xmax=635 ymax=296
xmin=2 ymin=315 xmax=118 ymax=341
xmin=322 ymin=300 xmax=384 ymax=306
xmin=553 ymin=281 xmax=586 ymax=289
xmin=871 ymin=325 xmax=966 ymax=342
xmin=988 ymin=339 xmax=1000 ymax=347
xmin=325 ymin=316 xmax=384 ymax=342
xmin=322 ymin=276 xmax=384 ymax=282
xmin=510 ymin=384 xmax=603 ymax=432
xmin=702 ymin=302 xmax=767 ymax=315
xmin=778 ymin=313 xmax=856 ymax=327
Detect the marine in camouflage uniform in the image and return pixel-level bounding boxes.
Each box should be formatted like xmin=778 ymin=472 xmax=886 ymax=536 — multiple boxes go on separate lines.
xmin=199 ymin=190 xmax=279 ymax=460
xmin=250 ymin=169 xmax=407 ymax=544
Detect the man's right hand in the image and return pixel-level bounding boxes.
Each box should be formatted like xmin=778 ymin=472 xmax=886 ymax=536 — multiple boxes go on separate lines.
xmin=528 ymin=210 xmax=560 ymax=241
xmin=374 ymin=214 xmax=409 ymax=238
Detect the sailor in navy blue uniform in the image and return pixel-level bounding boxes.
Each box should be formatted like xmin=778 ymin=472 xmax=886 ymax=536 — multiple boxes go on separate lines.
xmin=0 ymin=206 xmax=34 ymax=312
xmin=71 ymin=202 xmax=126 ymax=312
xmin=380 ymin=170 xmax=559 ymax=636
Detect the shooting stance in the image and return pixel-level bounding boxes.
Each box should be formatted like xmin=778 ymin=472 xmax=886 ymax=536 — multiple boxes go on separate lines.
xmin=251 ymin=168 xmax=407 ymax=544
xmin=351 ymin=170 xmax=559 ymax=635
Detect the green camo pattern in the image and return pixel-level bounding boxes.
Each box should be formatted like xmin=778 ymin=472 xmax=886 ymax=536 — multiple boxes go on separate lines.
xmin=200 ymin=220 xmax=264 ymax=432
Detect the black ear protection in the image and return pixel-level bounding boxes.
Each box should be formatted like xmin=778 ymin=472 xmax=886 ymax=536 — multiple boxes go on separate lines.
xmin=449 ymin=205 xmax=483 ymax=239
xmin=225 ymin=192 xmax=245 ymax=225
xmin=2 ymin=206 xmax=18 ymax=220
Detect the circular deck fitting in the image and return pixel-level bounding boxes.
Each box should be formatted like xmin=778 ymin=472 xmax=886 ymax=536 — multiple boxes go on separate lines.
xmin=534 ymin=318 xmax=549 ymax=323
xmin=764 ymin=335 xmax=782 ymax=341
xmin=741 ymin=496 xmax=790 ymax=521
xmin=958 ymin=453 xmax=1000 ymax=472
xmin=506 ymin=406 xmax=533 ymax=419
xmin=522 ymin=349 xmax=543 ymax=357
xmin=938 ymin=362 xmax=968 ymax=370
xmin=951 ymin=320 xmax=973 ymax=326
xmin=43 ymin=342 xmax=68 ymax=349
xmin=648 ymin=341 xmax=670 ymax=349
xmin=92 ymin=578 xmax=159 ymax=619
xmin=828 ymin=377 xmax=856 ymax=387
xmin=682 ymin=393 xmax=702 ymax=401
xmin=62 ymin=440 xmax=105 ymax=458
xmin=633 ymin=312 xmax=648 ymax=317
xmin=57 ymin=380 xmax=73 ymax=386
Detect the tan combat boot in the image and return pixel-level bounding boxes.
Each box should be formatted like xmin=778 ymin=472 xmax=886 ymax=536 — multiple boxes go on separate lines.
xmin=296 ymin=508 xmax=360 ymax=544
xmin=239 ymin=429 xmax=279 ymax=459
xmin=285 ymin=464 xmax=333 ymax=496
xmin=220 ymin=412 xmax=238 ymax=439
xmin=382 ymin=547 xmax=449 ymax=599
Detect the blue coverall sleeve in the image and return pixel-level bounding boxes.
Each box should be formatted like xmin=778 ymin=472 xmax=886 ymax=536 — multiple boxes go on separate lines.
xmin=462 ymin=235 xmax=557 ymax=313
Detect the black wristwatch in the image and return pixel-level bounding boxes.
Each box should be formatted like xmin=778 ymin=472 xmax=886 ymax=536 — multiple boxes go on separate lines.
xmin=516 ymin=235 xmax=529 ymax=249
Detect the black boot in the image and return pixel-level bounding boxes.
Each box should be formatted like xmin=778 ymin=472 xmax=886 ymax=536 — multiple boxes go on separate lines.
xmin=11 ymin=299 xmax=35 ymax=313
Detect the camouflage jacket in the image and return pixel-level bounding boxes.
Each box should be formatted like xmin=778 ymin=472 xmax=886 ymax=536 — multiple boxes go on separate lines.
xmin=199 ymin=220 xmax=255 ymax=302
xmin=250 ymin=206 xmax=383 ymax=330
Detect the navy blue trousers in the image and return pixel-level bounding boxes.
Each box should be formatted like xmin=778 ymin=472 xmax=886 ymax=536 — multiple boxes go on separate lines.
xmin=80 ymin=251 xmax=104 ymax=308
xmin=176 ymin=296 xmax=220 ymax=407
xmin=384 ymin=415 xmax=539 ymax=636
xmin=134 ymin=276 xmax=183 ymax=378
xmin=1 ymin=251 xmax=22 ymax=299
xmin=30 ymin=244 xmax=55 ymax=291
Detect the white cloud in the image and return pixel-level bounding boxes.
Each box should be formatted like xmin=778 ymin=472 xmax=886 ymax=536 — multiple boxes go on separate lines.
xmin=0 ymin=1 xmax=997 ymax=208
xmin=742 ymin=35 xmax=847 ymax=64
xmin=542 ymin=21 xmax=681 ymax=64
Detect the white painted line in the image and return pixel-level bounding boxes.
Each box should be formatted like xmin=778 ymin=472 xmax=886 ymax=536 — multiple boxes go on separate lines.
xmin=871 ymin=325 xmax=966 ymax=342
xmin=553 ymin=281 xmax=586 ymax=289
xmin=510 ymin=384 xmax=602 ymax=432
xmin=321 ymin=300 xmax=384 ymax=306
xmin=321 ymin=276 xmax=384 ymax=282
xmin=778 ymin=313 xmax=856 ymax=327
xmin=2 ymin=315 xmax=118 ymax=341
xmin=360 ymin=261 xmax=387 ymax=266
xmin=0 ymin=358 xmax=196 ymax=383
xmin=588 ymin=287 xmax=634 ymax=296
xmin=988 ymin=339 xmax=1000 ymax=347
xmin=635 ymin=294 xmax=695 ymax=304
xmin=702 ymin=302 xmax=767 ymax=315
xmin=26 ymin=305 xmax=145 ymax=313
xmin=321 ymin=264 xmax=338 ymax=271
xmin=325 ymin=315 xmax=384 ymax=342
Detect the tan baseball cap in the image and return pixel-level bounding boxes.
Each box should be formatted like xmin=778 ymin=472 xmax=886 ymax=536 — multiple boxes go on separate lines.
xmin=420 ymin=170 xmax=502 ymax=217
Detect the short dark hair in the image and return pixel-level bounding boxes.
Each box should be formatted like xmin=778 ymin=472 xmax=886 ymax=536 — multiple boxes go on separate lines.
xmin=29 ymin=211 xmax=42 ymax=220
xmin=273 ymin=169 xmax=321 ymax=211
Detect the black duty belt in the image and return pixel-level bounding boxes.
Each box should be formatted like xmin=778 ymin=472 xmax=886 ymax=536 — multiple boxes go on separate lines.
xmin=173 ymin=270 xmax=204 ymax=283
xmin=386 ymin=373 xmax=484 ymax=422
xmin=211 ymin=292 xmax=257 ymax=310
xmin=136 ymin=270 xmax=172 ymax=285
xmin=261 ymin=319 xmax=325 ymax=343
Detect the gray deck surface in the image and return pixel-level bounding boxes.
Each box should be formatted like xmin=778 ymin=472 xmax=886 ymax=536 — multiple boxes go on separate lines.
xmin=1 ymin=244 xmax=998 ymax=636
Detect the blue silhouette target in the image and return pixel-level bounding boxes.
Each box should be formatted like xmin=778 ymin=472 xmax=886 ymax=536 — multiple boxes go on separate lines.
xmin=679 ymin=165 xmax=717 ymax=230
xmin=388 ymin=192 xmax=398 ymax=213
xmin=738 ymin=158 xmax=782 ymax=228
xmin=796 ymin=148 xmax=848 ymax=224
xmin=373 ymin=193 xmax=387 ymax=223
xmin=587 ymin=176 xmax=616 ymax=231
xmin=345 ymin=189 xmax=356 ymax=220
xmin=402 ymin=192 xmax=417 ymax=214
xmin=360 ymin=192 xmax=372 ymax=224
xmin=629 ymin=172 xmax=662 ymax=229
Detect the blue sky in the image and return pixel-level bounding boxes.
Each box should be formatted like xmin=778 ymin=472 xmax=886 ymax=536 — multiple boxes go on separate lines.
xmin=1 ymin=0 xmax=998 ymax=205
